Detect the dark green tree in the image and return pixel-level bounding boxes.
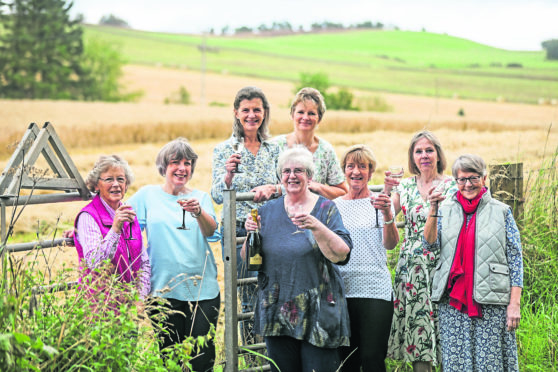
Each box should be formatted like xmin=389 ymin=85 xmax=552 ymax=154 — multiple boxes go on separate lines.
xmin=541 ymin=39 xmax=558 ymax=60
xmin=0 ymin=0 xmax=139 ymax=101
xmin=0 ymin=0 xmax=86 ymax=99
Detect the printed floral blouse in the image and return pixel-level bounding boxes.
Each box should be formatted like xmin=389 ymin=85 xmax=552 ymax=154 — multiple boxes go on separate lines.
xmin=272 ymin=135 xmax=345 ymax=186
xmin=211 ymin=136 xmax=281 ymax=222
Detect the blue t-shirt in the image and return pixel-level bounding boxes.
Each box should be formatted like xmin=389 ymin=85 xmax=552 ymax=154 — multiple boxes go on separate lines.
xmin=128 ymin=185 xmax=220 ymax=302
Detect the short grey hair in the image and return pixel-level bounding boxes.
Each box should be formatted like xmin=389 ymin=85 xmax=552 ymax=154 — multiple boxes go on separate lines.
xmin=277 ymin=146 xmax=315 ymax=179
xmin=85 ymin=155 xmax=134 ymax=193
xmin=233 ymin=86 xmax=271 ymax=141
xmin=155 ymin=137 xmax=198 ymax=177
xmin=408 ymin=130 xmax=447 ymax=175
xmin=290 ymin=87 xmax=326 ymax=122
xmin=452 ymin=154 xmax=487 ymax=178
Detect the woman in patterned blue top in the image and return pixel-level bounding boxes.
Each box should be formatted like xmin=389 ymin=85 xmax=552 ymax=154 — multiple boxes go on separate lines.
xmin=424 ymin=154 xmax=523 ymax=372
xmin=211 ymin=86 xmax=282 ymax=346
xmin=243 ymin=147 xmax=352 ymax=372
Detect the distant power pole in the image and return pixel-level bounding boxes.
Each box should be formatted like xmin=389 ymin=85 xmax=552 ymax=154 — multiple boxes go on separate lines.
xmin=200 ymin=33 xmax=207 ymax=106
xmin=197 ymin=33 xmax=219 ymax=107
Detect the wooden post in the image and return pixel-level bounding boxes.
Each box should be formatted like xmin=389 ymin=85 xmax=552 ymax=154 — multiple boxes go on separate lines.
xmin=489 ymin=163 xmax=524 ymax=221
xmin=223 ymin=189 xmax=239 ymax=372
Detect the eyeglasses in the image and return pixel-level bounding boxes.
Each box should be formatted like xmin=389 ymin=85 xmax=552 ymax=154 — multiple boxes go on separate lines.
xmin=281 ymin=168 xmax=306 ymax=176
xmin=456 ymin=176 xmax=482 ymax=185
xmin=99 ymin=177 xmax=126 ymax=185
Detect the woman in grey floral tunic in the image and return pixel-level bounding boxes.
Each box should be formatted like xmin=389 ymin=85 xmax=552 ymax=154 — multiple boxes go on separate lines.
xmin=243 ymin=147 xmax=352 ymax=372
xmin=424 ymin=154 xmax=523 ymax=372
xmin=272 ymin=87 xmax=347 ymax=200
xmin=211 ymin=86 xmax=282 ymax=346
xmin=384 ymin=131 xmax=457 ymax=372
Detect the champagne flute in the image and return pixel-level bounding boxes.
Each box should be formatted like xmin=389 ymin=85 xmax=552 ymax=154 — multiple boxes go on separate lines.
xmin=430 ymin=179 xmax=445 ymax=218
xmin=389 ymin=165 xmax=404 ymax=193
xmin=177 ymin=193 xmax=190 ymax=230
xmin=122 ymin=202 xmax=136 ymax=241
xmin=287 ymin=205 xmax=305 ymax=235
xmin=370 ymin=192 xmax=382 ymax=228
xmin=231 ymin=136 xmax=244 ymax=173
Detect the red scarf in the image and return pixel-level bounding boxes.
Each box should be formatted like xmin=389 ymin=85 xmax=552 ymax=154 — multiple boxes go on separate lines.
xmin=447 ymin=187 xmax=487 ymax=318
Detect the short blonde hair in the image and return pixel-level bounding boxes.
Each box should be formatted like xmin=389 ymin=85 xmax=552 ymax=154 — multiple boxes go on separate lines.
xmin=341 ymin=144 xmax=377 ymax=174
xmin=290 ymin=87 xmax=326 ymax=122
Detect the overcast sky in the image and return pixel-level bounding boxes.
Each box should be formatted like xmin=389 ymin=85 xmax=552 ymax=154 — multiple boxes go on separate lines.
xmin=70 ymin=0 xmax=557 ymax=51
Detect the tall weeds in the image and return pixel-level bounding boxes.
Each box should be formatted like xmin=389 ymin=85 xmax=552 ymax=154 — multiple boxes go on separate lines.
xmin=517 ymin=145 xmax=558 ymax=370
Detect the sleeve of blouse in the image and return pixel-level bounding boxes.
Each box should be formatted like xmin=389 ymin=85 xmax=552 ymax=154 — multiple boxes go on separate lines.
xmin=505 ymin=208 xmax=524 ymax=287
xmin=422 ymin=217 xmax=443 ymax=255
xmin=138 ymin=247 xmax=151 ymax=298
xmin=76 ymin=213 xmax=120 ymax=268
xmin=326 ymin=145 xmax=346 ymax=186
xmin=211 ymin=144 xmax=228 ymax=205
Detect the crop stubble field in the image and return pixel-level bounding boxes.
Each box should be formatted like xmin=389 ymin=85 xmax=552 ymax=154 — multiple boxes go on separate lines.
xmin=1 ymin=64 xmax=557 ymax=284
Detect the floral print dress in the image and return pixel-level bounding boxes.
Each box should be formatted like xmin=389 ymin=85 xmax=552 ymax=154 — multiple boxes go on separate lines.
xmin=387 ymin=176 xmax=457 ymax=364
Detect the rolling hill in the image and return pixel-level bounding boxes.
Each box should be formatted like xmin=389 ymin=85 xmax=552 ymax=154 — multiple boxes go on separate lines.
xmin=84 ymin=25 xmax=558 ymax=104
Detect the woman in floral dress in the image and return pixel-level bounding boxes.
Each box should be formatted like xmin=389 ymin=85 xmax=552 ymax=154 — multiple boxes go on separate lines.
xmin=384 ymin=131 xmax=457 ymax=372
xmin=272 ymin=87 xmax=347 ymax=200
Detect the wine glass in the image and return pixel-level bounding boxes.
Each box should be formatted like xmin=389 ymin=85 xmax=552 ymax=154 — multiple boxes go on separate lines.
xmin=370 ymin=192 xmax=382 ymax=228
xmin=389 ymin=165 xmax=404 ymax=193
xmin=287 ymin=205 xmax=305 ymax=235
xmin=177 ymin=193 xmax=190 ymax=230
xmin=430 ymin=179 xmax=445 ymax=218
xmin=122 ymin=202 xmax=136 ymax=241
xmin=231 ymin=136 xmax=244 ymax=173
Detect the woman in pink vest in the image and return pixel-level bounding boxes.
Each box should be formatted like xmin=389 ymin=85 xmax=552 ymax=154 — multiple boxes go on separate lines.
xmin=73 ymin=155 xmax=151 ymax=299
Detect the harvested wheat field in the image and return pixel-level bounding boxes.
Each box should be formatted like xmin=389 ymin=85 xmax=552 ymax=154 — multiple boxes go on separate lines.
xmin=1 ymin=64 xmax=557 ymax=272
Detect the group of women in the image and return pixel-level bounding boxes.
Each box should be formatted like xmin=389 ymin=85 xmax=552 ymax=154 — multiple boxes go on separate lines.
xmin=71 ymin=85 xmax=524 ymax=372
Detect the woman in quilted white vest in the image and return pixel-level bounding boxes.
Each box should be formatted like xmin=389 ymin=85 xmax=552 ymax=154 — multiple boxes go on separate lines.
xmin=424 ymin=154 xmax=523 ymax=372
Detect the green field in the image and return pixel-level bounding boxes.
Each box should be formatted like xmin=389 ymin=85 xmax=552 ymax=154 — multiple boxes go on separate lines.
xmin=84 ymin=25 xmax=558 ymax=103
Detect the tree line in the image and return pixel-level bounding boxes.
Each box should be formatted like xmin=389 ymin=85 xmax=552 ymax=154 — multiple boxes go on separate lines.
xmin=0 ymin=0 xmax=139 ymax=101
xmin=213 ymin=20 xmax=387 ymax=36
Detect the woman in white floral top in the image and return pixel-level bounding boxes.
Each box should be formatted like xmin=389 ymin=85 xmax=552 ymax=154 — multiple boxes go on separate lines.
xmin=273 ymin=87 xmax=347 ymax=200
xmin=384 ymin=131 xmax=457 ymax=372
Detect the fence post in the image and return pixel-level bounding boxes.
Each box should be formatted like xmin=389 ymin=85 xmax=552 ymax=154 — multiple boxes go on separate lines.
xmin=489 ymin=163 xmax=524 ymax=221
xmin=223 ymin=189 xmax=239 ymax=372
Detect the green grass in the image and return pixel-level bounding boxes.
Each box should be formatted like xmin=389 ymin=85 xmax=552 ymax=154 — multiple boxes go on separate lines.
xmin=84 ymin=25 xmax=558 ymax=103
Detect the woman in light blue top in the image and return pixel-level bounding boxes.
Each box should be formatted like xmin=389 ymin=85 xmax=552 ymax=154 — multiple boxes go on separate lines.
xmin=128 ymin=137 xmax=219 ymax=372
xmin=273 ymin=87 xmax=347 ymax=200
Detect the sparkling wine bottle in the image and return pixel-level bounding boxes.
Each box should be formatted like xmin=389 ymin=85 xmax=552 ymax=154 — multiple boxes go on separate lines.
xmin=247 ymin=209 xmax=263 ymax=271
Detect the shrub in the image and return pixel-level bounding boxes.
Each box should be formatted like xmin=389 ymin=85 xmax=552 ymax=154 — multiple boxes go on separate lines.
xmin=164 ymin=86 xmax=191 ymax=105
xmin=293 ymin=72 xmax=358 ymax=111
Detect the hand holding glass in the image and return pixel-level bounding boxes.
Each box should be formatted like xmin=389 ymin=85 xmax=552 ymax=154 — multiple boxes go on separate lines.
xmin=287 ymin=205 xmax=305 ymax=235
xmin=370 ymin=193 xmax=382 ymax=228
xmin=430 ymin=180 xmax=445 ymax=218
xmin=231 ymin=136 xmax=244 ymax=173
xmin=177 ymin=194 xmax=190 ymax=230
xmin=388 ymin=166 xmax=404 ymax=193
xmin=122 ymin=203 xmax=136 ymax=240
